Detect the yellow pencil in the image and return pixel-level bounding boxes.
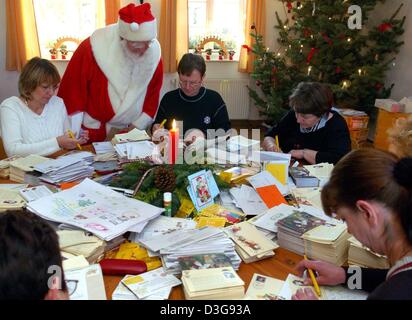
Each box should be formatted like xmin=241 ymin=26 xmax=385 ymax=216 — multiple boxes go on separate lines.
xmin=304 ymin=255 xmax=322 ymax=298
xmin=67 ymin=129 xmax=82 ymax=150
xmin=275 ymin=135 xmax=280 ymax=149
xmin=159 ymin=119 xmax=167 ymax=129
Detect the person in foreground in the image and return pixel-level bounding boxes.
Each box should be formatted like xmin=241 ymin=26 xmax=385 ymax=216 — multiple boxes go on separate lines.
xmin=262 ymin=82 xmax=351 ymax=164
xmin=58 ymin=2 xmax=163 ymax=142
xmin=0 ymin=58 xmax=88 ymax=157
xmin=152 ymin=53 xmax=231 ymax=143
xmin=292 ymin=148 xmax=412 ymax=300
xmin=0 ymin=210 xmax=68 ymax=300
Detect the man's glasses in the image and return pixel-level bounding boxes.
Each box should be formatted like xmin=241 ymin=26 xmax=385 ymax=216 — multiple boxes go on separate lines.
xmin=65 ymin=279 xmax=79 ymax=296
xmin=179 ymin=80 xmax=202 ymax=88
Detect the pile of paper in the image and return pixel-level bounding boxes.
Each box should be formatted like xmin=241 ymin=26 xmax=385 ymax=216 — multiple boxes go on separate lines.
xmin=58 ymin=230 xmax=106 ymax=263
xmin=303 ymin=222 xmax=350 ymax=266
xmin=114 ymin=141 xmax=159 ymax=162
xmin=113 ymin=274 xmax=173 ymax=300
xmin=27 ymin=179 xmax=164 ymax=241
xmin=92 ymin=142 xmax=115 ymax=155
xmin=33 ymin=153 xmax=94 ymax=184
xmin=206 ymin=147 xmax=247 ymax=165
xmin=225 ymin=221 xmax=278 ymax=263
xmin=227 ymin=135 xmax=260 ymax=153
xmin=229 ymin=185 xmax=268 ymax=216
xmin=0 ymin=187 xmax=26 ymax=211
xmin=249 ymin=151 xmax=291 ymax=186
xmin=121 ymin=268 xmax=180 ymax=300
xmin=290 ymin=187 xmax=323 ymax=210
xmin=138 ymin=226 xmax=241 ymax=275
xmin=111 ymin=128 xmax=151 ymax=144
xmin=9 ymin=154 xmax=49 ymax=183
xmin=348 ymin=236 xmax=389 ymax=269
xmin=181 ymin=267 xmax=245 ymax=300
xmin=0 ymin=156 xmax=21 ymax=178
xmin=276 ymin=205 xmax=348 ymax=262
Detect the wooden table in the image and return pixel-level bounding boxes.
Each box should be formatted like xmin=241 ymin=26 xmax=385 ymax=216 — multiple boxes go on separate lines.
xmin=1 ymin=145 xmax=304 ymax=300
xmin=104 ymin=248 xmax=302 ymax=300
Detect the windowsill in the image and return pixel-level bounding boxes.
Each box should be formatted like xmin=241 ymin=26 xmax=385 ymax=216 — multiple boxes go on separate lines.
xmin=48 ymin=59 xmax=70 ymax=62
xmin=205 ymin=60 xmax=240 ymax=63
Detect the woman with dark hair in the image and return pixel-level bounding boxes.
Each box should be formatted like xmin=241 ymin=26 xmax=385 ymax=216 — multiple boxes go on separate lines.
xmin=262 ymin=82 xmax=351 ymax=164
xmin=0 ymin=57 xmax=88 ymax=157
xmin=292 ymin=148 xmax=412 ymax=300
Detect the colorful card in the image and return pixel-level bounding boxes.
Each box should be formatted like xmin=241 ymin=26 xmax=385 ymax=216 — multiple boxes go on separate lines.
xmin=187 ymin=170 xmax=214 ymax=211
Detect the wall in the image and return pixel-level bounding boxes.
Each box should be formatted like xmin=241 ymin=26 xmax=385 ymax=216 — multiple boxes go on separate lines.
xmin=1 ymin=0 xmax=411 ymax=121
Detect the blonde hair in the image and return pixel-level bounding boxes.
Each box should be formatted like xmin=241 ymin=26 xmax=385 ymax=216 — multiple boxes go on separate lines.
xmin=387 ymin=116 xmax=412 ymax=158
xmin=18 ymin=57 xmax=60 ymax=101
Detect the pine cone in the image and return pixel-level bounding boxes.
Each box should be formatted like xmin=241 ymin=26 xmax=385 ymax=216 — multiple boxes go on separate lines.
xmin=154 ymin=166 xmax=176 ymax=192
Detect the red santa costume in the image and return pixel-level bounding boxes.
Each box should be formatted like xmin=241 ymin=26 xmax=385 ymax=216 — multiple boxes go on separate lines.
xmin=58 ymin=3 xmax=163 ymax=142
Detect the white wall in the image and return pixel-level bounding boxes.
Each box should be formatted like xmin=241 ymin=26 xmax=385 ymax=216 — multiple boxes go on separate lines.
xmin=1 ymin=0 xmax=411 ymax=120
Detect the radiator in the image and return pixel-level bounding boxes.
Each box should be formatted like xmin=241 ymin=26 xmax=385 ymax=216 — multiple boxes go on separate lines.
xmin=204 ymin=79 xmax=250 ymax=119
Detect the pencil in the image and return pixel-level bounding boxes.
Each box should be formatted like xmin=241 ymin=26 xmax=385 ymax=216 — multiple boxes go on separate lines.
xmin=275 ymin=135 xmax=280 ymax=150
xmin=67 ymin=129 xmax=82 ymax=150
xmin=304 ymin=255 xmax=321 ymax=298
xmin=159 ymin=119 xmax=167 ymax=129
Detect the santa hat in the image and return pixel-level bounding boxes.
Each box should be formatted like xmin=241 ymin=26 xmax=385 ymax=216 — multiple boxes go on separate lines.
xmin=118 ymin=2 xmax=157 ymax=42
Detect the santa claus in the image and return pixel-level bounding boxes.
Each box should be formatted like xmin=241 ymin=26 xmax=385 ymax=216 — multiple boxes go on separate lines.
xmin=58 ymin=2 xmax=163 ymax=142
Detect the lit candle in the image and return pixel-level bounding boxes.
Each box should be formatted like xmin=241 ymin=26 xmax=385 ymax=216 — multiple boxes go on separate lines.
xmin=169 ymin=120 xmax=179 ymax=164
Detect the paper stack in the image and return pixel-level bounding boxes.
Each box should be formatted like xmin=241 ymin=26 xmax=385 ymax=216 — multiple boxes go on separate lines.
xmin=113 ymin=274 xmax=172 ymax=300
xmin=225 ymin=221 xmax=278 ymax=263
xmin=27 ymin=179 xmax=164 ymax=241
xmin=121 ymin=268 xmax=181 ymax=300
xmin=34 ymin=154 xmax=94 ymax=184
xmin=290 ymin=187 xmax=323 ymax=210
xmin=227 ymin=135 xmax=260 ymax=153
xmin=138 ymin=226 xmax=241 ymax=275
xmin=289 ymin=167 xmax=320 ymax=188
xmin=348 ymin=236 xmax=389 ymax=269
xmin=64 ymin=264 xmax=107 ymax=300
xmin=0 ymin=188 xmax=26 ymax=211
xmin=249 ymin=151 xmax=291 ymax=186
xmin=111 ymin=128 xmax=151 ymax=144
xmin=303 ymin=222 xmax=350 ymax=266
xmin=181 ymin=267 xmax=245 ymax=300
xmin=206 ymin=147 xmax=247 ymax=165
xmin=229 ymin=185 xmax=268 ymax=216
xmin=58 ymin=230 xmax=107 ymax=263
xmin=9 ymin=154 xmax=49 ymax=183
xmin=114 ymin=141 xmax=159 ymax=163
xmin=276 ymin=207 xmax=340 ymax=256
xmin=0 ymin=156 xmax=21 ymax=178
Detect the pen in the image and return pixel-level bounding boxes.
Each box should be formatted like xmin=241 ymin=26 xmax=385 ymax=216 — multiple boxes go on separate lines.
xmin=304 ymin=255 xmax=321 ymax=298
xmin=275 ymin=135 xmax=280 ymax=150
xmin=67 ymin=129 xmax=82 ymax=150
xmin=159 ymin=119 xmax=167 ymax=129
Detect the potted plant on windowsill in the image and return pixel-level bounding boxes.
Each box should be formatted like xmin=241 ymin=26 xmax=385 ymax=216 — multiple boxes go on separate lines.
xmin=228 ymin=50 xmax=236 ymax=61
xmin=49 ymin=48 xmax=58 ymax=60
xmin=205 ymin=48 xmax=212 ymax=60
xmin=218 ymin=49 xmax=225 ymax=60
xmin=59 ymin=45 xmax=68 ymax=60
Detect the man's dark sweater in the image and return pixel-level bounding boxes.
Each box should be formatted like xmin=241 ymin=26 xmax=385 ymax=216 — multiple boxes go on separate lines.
xmin=154 ymin=87 xmax=231 ymax=136
xmin=265 ymin=110 xmax=351 ymax=164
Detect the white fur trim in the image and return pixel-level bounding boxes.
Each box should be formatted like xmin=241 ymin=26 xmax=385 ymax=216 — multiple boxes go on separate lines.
xmin=90 ymin=25 xmax=161 ymax=128
xmin=118 ymin=18 xmax=157 ymax=42
xmin=133 ymin=112 xmax=153 ymax=130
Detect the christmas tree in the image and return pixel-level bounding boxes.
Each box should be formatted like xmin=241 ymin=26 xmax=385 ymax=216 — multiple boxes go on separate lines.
xmin=248 ymin=0 xmax=406 ymax=122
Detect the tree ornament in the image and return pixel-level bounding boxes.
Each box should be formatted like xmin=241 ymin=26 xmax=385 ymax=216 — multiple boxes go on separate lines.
xmin=287 ymin=2 xmax=293 ymax=13
xmin=336 ymin=67 xmax=342 ymax=74
xmin=307 ymin=48 xmax=319 ymax=64
xmin=378 ymin=23 xmax=393 ymax=32
xmin=154 ymin=166 xmax=176 ymax=193
xmin=321 ymin=33 xmax=333 ymax=46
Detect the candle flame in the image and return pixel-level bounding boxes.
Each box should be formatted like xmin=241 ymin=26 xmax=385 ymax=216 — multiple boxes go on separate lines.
xmin=172 ymin=119 xmax=176 ymax=130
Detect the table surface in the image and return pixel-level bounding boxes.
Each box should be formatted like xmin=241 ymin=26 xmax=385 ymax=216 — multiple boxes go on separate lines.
xmin=1 ymin=145 xmax=304 ymax=300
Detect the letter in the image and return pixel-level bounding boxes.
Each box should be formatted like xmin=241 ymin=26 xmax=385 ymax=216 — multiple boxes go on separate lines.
xmin=160 ymin=307 xmax=166 ymax=315
xmin=347 ymin=266 xmax=362 ymax=290
xmin=348 ymin=5 xmax=362 ymax=30
xmin=47 ymin=265 xmax=63 ymax=290
xmin=204 ymin=305 xmax=213 ymax=315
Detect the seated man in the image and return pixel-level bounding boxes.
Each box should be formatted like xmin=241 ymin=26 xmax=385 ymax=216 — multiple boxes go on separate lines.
xmin=0 ymin=210 xmax=68 ymax=300
xmin=153 ymin=53 xmax=231 ymax=140
xmin=263 ymin=82 xmax=351 ymax=165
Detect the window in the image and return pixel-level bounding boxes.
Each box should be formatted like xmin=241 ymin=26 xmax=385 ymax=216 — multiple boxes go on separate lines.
xmin=188 ymin=0 xmax=246 ymax=61
xmin=33 ymin=0 xmax=105 ymax=60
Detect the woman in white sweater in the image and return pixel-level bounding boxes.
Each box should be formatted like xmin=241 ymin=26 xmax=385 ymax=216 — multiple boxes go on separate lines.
xmin=0 ymin=57 xmax=88 ymax=157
